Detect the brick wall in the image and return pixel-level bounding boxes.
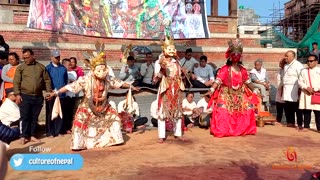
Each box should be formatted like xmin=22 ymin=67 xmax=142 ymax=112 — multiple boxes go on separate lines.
xmin=3 ymin=9 xmax=290 ymax=90
xmin=208 ymin=23 xmax=228 ymax=33
xmin=13 ymin=12 xmax=28 ymax=24
xmin=9 ymin=47 xmax=285 ymax=64
xmin=0 ymin=30 xmax=262 ymax=48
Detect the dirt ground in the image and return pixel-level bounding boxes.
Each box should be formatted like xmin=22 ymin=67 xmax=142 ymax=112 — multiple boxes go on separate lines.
xmin=4 ymin=125 xmax=320 ymax=180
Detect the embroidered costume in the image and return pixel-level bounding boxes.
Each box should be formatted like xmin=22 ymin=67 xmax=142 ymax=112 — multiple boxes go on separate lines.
xmin=154 ymin=35 xmax=185 ymax=140
xmin=56 ymin=43 xmax=127 ymax=150
xmin=208 ymin=39 xmax=258 ymax=137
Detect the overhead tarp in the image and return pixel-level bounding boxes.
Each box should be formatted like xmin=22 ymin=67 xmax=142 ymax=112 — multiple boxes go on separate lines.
xmin=27 ymin=0 xmax=210 ymax=39
xmin=267 ymin=13 xmax=320 ymax=49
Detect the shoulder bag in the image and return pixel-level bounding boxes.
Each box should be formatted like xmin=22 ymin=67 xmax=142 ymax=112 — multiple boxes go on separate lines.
xmin=307 ymin=69 xmax=320 ymax=104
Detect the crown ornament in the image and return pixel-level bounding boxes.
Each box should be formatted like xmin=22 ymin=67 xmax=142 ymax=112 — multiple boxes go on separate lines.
xmin=82 ymin=42 xmax=107 ymax=69
xmin=161 ymin=35 xmax=175 ymax=51
xmin=225 ymin=38 xmax=243 ymax=58
xmin=120 ymin=44 xmax=133 ymax=63
xmin=228 ymin=39 xmax=243 ymax=54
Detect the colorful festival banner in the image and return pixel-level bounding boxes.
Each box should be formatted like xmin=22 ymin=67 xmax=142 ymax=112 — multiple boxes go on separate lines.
xmin=27 ymin=0 xmax=210 ymax=39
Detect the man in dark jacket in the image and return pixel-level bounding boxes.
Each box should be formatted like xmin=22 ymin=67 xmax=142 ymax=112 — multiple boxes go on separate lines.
xmin=45 ymin=50 xmax=68 ymax=137
xmin=13 ymin=48 xmax=52 ymax=145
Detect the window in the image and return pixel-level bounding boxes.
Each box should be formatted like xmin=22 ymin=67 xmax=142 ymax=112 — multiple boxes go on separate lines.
xmin=18 ymin=0 xmax=30 ymax=4
xmin=244 ymin=31 xmax=254 ymax=34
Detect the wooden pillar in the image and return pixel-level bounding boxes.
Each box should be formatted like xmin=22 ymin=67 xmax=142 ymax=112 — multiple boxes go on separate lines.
xmin=228 ymin=0 xmax=238 ymax=17
xmin=211 ymin=0 xmax=218 ymax=16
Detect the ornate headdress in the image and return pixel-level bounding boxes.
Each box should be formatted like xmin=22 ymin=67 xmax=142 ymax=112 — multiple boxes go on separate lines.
xmin=120 ymin=44 xmax=133 ymax=63
xmin=161 ymin=35 xmax=175 ymax=51
xmin=225 ymin=39 xmax=243 ymax=58
xmin=82 ymin=42 xmax=107 ymax=69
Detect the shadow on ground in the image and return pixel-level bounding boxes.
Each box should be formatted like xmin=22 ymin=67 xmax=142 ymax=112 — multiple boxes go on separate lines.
xmin=125 ymin=161 xmax=319 ymax=180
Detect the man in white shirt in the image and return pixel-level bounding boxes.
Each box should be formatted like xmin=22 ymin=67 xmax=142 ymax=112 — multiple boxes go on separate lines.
xmin=281 ymin=50 xmax=304 ymax=127
xmin=119 ymin=56 xmax=141 ymax=86
xmin=118 ymin=95 xmax=147 ymax=130
xmin=0 ymin=88 xmax=20 ymax=127
xmin=298 ymin=54 xmax=320 ymax=132
xmin=62 ymin=58 xmax=78 ymax=134
xmin=191 ymin=55 xmax=214 ymax=88
xmin=0 ymin=88 xmax=20 ymax=146
xmin=109 ymin=99 xmax=117 ymax=110
xmin=250 ymin=59 xmax=270 ymax=110
xmin=107 ymin=65 xmax=115 ymax=80
xmin=196 ymin=94 xmax=212 ymax=128
xmin=179 ymin=48 xmax=199 ymax=87
xmin=140 ymin=52 xmax=157 ymax=88
xmin=182 ymin=92 xmax=198 ymax=128
xmin=275 ymin=59 xmax=286 ymax=124
xmin=150 ymin=100 xmax=160 ymax=127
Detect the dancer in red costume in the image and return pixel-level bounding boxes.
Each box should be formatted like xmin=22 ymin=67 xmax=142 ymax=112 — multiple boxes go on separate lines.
xmin=208 ymin=39 xmax=260 ymax=137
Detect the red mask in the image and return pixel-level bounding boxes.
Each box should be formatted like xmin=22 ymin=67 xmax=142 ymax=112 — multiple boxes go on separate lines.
xmin=230 ymin=52 xmax=241 ymax=63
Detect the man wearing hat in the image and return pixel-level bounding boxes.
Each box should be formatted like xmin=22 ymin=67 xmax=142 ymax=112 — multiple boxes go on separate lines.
xmin=0 ymin=88 xmax=20 ymax=127
xmin=13 ymin=48 xmax=52 ymax=144
xmin=45 ymin=49 xmax=68 ymax=138
xmin=0 ymin=87 xmax=20 ymax=147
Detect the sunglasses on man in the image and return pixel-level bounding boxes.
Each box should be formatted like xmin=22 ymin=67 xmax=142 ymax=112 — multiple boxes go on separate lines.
xmin=307 ymin=60 xmax=317 ymax=63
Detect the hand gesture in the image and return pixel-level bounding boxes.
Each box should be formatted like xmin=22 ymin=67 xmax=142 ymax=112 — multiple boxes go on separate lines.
xmin=45 ymin=92 xmax=56 ymax=101
xmin=16 ymin=95 xmax=22 ymax=105
xmin=181 ymin=68 xmax=188 ymax=75
xmin=263 ymin=82 xmax=270 ymax=90
xmin=152 ymin=76 xmax=160 ymax=85
xmin=306 ymin=87 xmax=314 ymax=95
xmin=191 ymin=74 xmax=196 ymax=80
xmin=205 ymin=80 xmax=213 ymax=87
xmin=132 ymin=86 xmax=140 ymax=91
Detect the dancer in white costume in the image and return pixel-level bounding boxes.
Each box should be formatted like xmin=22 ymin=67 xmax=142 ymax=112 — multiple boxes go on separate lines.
xmin=153 ymin=36 xmax=187 ymax=143
xmin=48 ymin=43 xmax=138 ymax=150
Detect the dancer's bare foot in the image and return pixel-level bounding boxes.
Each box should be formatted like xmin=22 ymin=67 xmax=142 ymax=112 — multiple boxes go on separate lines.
xmin=274 ymin=122 xmax=283 ymax=126
xmin=175 ymin=136 xmax=189 ymax=142
xmin=137 ymin=125 xmax=146 ymax=130
xmin=187 ymin=123 xmax=194 ymax=128
xmin=66 ymin=130 xmax=72 ymax=134
xmin=19 ymin=137 xmax=27 ymax=145
xmin=126 ymin=129 xmax=132 ymax=134
xmin=30 ymin=136 xmax=41 ymax=142
xmin=158 ymin=138 xmax=164 ymax=143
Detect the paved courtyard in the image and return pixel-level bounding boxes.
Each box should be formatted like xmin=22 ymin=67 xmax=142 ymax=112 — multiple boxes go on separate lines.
xmin=5 ymin=124 xmax=320 ymax=180
xmin=4 ymin=90 xmax=320 ymax=180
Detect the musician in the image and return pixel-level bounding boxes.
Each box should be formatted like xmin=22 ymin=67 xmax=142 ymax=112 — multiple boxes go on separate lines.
xmin=140 ymin=52 xmax=158 ymax=88
xmin=191 ymin=55 xmax=215 ymax=88
xmin=179 ymin=48 xmax=199 ymax=87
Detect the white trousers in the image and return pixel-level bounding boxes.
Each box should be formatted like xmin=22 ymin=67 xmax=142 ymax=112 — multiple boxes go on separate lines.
xmin=158 ymin=119 xmax=182 ymax=138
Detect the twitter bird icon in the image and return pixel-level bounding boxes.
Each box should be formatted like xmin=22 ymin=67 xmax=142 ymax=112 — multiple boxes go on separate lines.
xmin=10 ymin=154 xmax=24 ymax=169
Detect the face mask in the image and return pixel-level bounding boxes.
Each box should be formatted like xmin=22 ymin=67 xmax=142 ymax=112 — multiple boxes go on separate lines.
xmin=93 ymin=65 xmax=108 ymax=80
xmin=230 ymin=52 xmax=241 ymax=63
xmin=164 ymin=45 xmax=176 ymax=58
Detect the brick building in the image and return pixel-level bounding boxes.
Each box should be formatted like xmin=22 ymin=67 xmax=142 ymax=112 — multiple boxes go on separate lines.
xmin=0 ymin=0 xmax=294 ymax=86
